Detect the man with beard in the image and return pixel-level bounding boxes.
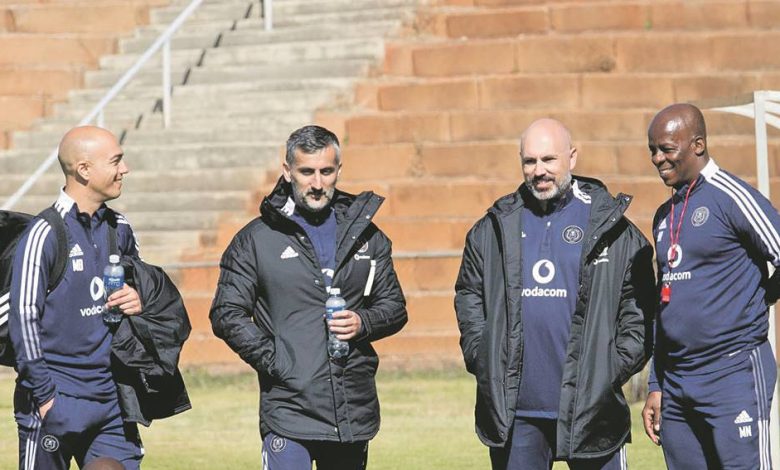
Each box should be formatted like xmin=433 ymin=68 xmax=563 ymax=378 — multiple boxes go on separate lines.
xmin=455 ymin=118 xmax=654 ymax=469
xmin=210 ymin=125 xmax=407 ymax=470
xmin=641 ymin=103 xmax=779 ymax=468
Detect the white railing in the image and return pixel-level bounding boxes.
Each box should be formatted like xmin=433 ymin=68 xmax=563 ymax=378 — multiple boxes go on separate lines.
xmin=1 ymin=0 xmax=275 ymax=211
xmin=703 ymin=90 xmax=780 ymax=465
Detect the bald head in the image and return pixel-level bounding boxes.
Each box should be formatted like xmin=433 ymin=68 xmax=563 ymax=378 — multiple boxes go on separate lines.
xmin=648 ymin=103 xmax=709 ymax=188
xmin=520 ymin=118 xmax=573 ymax=157
xmin=519 ymin=118 xmax=577 ymax=202
xmin=648 ymin=103 xmax=707 ymax=143
xmin=57 ymin=126 xmax=119 ymax=176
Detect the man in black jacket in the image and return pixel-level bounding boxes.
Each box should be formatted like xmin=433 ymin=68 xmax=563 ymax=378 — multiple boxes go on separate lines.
xmin=455 ymin=118 xmax=655 ymax=469
xmin=210 ymin=125 xmax=407 ymax=470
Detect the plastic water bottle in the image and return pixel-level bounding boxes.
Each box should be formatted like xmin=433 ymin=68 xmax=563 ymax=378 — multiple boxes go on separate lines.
xmin=325 ymin=288 xmax=349 ymax=359
xmin=103 ymin=254 xmax=124 ymax=324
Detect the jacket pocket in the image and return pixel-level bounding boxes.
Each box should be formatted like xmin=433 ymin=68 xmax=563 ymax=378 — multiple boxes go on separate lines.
xmin=273 ymin=337 xmax=294 ymax=382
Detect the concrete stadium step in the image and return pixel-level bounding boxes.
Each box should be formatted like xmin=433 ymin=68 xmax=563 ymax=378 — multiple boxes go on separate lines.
xmin=1 ymin=2 xmax=158 ymax=34
xmin=0 ymin=65 xmax=84 ymax=99
xmin=84 ymin=59 xmax=373 ymax=88
xmin=357 ymin=72 xmax=780 ymax=112
xmin=422 ymin=0 xmax=780 ymax=39
xmin=153 ymin=0 xmax=419 ymax=26
xmin=68 ymin=77 xmax=355 ymax=104
xmin=202 ymin=37 xmax=385 ymax=67
xmin=340 ymin=108 xmax=777 ymax=145
xmin=334 ymin=177 xmax=672 ymax=219
xmin=135 ymin=229 xmax=216 ymax=252
xmin=0 ymin=167 xmax=268 ymax=198
xmin=0 ymin=95 xmax=55 ymax=129
xmin=0 ymin=33 xmax=118 ymax=68
xmin=358 ymin=138 xmax=780 ymax=181
xmin=0 ymin=143 xmax=280 ymax=172
xmin=186 ymin=60 xmax=374 ymax=85
xmin=121 ymin=19 xmax=402 ymax=53
xmin=19 ymin=191 xmax=249 ymax=215
xmin=52 ymin=88 xmax=344 ymax=120
xmin=384 ymin=30 xmax=780 ymax=77
xmin=150 ymin=1 xmax=255 ymax=24
xmin=374 ymin=217 xmax=476 ymax=252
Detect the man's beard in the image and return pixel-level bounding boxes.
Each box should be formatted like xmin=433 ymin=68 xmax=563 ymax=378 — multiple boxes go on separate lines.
xmin=524 ymin=173 xmax=572 ymax=201
xmin=291 ymin=180 xmax=335 ymax=213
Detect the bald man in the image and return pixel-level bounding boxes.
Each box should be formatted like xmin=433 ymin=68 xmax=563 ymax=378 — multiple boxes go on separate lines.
xmin=455 ymin=118 xmax=654 ymax=469
xmin=641 ymin=104 xmax=779 ymax=469
xmin=9 ymin=127 xmax=144 ymax=469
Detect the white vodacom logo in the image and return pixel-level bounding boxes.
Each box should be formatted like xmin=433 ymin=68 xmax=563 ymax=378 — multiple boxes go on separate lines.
xmin=90 ymin=277 xmax=105 ymax=301
xmin=532 ymin=259 xmax=555 ymax=284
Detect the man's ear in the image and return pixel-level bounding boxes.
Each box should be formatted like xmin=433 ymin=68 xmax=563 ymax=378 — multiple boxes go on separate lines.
xmin=569 ymin=146 xmax=578 ymax=171
xmin=693 ymin=136 xmax=706 ymax=157
xmin=282 ymin=162 xmax=292 ymax=183
xmin=76 ymin=160 xmax=90 ymax=181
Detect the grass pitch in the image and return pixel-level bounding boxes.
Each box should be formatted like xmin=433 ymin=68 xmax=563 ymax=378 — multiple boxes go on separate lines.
xmin=0 ymin=368 xmax=665 ymax=469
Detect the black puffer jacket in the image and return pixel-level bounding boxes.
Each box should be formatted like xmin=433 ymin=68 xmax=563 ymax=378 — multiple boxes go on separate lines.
xmin=455 ymin=177 xmax=655 ymax=458
xmin=210 ymin=178 xmax=407 ymax=442
xmin=112 ymin=255 xmax=192 ymax=426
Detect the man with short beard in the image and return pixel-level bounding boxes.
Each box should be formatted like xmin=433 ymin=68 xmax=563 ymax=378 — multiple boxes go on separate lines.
xmin=455 ymin=118 xmax=655 ymax=469
xmin=210 ymin=125 xmax=407 ymax=470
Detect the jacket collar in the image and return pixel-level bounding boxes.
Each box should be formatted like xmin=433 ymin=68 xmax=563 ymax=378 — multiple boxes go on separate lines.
xmin=488 ymin=175 xmax=632 ymax=257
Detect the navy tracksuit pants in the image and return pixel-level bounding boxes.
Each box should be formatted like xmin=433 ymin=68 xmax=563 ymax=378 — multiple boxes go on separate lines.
xmin=14 ymin=388 xmax=143 ymax=470
xmin=490 ymin=417 xmax=627 ymax=470
xmin=261 ymin=431 xmax=367 ymax=470
xmin=660 ymin=341 xmax=776 ymax=469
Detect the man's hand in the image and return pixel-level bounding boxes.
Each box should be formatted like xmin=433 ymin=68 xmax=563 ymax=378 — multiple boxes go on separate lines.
xmin=642 ymin=391 xmax=662 ymax=446
xmin=106 ymin=284 xmax=143 ymax=316
xmin=39 ymin=397 xmax=54 ymax=420
xmin=328 ymin=310 xmax=362 ymax=340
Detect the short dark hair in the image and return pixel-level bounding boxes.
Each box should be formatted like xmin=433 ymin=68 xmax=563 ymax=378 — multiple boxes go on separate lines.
xmin=285 ymin=125 xmax=341 ymax=166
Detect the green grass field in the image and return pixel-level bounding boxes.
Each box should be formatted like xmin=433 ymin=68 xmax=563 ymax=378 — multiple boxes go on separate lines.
xmin=0 ymin=368 xmax=666 ymax=469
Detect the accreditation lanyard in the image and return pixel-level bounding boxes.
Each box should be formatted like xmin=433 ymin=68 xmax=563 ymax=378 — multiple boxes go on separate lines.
xmin=661 ymin=179 xmax=697 ymax=303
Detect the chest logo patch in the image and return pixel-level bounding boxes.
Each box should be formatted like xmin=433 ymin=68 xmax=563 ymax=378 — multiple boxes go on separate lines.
xmin=89 ymin=277 xmax=105 ymax=301
xmin=72 ymin=259 xmax=84 ymax=272
xmin=562 ymin=225 xmax=584 ymax=244
xmin=358 ymin=242 xmax=369 ymax=253
xmin=69 ymin=244 xmax=83 ymax=258
xmin=532 ymin=259 xmax=556 ymax=284
xmin=280 ymin=246 xmax=299 ymax=259
xmin=691 ymin=206 xmax=709 ymax=227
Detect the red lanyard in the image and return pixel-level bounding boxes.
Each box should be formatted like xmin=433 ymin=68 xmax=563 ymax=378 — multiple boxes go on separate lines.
xmin=661 ymin=179 xmax=697 ymax=303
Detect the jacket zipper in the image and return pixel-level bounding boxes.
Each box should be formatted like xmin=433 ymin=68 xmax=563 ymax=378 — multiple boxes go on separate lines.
xmin=567 ymin=196 xmax=629 ymax=456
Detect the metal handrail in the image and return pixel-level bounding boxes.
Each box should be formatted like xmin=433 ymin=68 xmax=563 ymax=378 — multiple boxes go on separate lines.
xmin=1 ymin=0 xmax=275 ymax=211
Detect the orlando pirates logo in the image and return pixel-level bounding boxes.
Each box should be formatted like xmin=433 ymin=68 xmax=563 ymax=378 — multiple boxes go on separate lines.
xmin=691 ymin=206 xmax=709 ymax=227
xmin=270 ymin=436 xmax=286 ymax=453
xmin=41 ymin=435 xmax=59 ymax=452
xmin=562 ymin=225 xmax=584 ymax=244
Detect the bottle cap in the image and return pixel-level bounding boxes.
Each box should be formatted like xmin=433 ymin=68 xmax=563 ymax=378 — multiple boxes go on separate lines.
xmin=109 ymin=254 xmax=120 ymax=263
xmin=330 ymin=288 xmax=340 ymax=295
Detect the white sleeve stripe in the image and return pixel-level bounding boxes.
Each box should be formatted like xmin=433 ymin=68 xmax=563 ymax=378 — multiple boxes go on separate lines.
xmin=711 ymin=172 xmax=780 ymax=263
xmin=26 ymin=222 xmax=49 ymax=359
xmin=0 ymin=291 xmax=8 ymax=305
xmin=18 ymin=220 xmax=49 ymax=361
xmin=710 ymin=174 xmax=780 ymax=263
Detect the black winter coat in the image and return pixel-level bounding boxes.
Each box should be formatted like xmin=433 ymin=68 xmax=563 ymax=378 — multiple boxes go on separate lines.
xmin=112 ymin=255 xmax=192 ymax=426
xmin=210 ymin=178 xmax=407 ymax=442
xmin=455 ymin=177 xmax=655 ymax=458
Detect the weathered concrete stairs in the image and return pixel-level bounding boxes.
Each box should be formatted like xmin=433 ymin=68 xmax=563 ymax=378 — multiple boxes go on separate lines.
xmin=0 ymin=0 xmax=424 ymax=366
